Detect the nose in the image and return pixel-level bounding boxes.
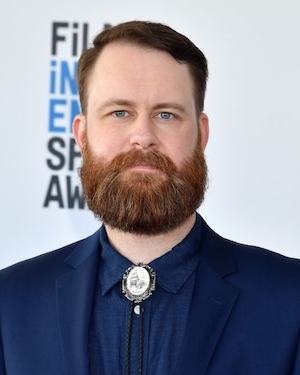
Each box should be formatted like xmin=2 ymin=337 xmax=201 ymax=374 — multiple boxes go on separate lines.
xmin=129 ymin=115 xmax=159 ymax=150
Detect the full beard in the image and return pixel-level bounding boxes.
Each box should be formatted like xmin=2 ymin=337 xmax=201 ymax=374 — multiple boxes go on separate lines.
xmin=79 ymin=136 xmax=208 ymax=235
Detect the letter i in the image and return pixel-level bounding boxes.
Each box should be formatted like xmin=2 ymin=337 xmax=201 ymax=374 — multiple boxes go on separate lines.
xmin=50 ymin=61 xmax=57 ymax=94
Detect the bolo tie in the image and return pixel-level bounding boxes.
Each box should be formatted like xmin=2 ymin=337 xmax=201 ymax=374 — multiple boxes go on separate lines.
xmin=122 ymin=263 xmax=156 ymax=375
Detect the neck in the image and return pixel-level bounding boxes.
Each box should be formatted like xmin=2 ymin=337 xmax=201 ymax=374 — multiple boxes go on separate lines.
xmin=104 ymin=213 xmax=196 ymax=264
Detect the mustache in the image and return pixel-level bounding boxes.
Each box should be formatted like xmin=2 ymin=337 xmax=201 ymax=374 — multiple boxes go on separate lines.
xmin=103 ymin=149 xmax=178 ymax=175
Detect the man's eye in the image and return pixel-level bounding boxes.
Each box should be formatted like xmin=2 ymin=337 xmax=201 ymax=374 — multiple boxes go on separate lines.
xmin=158 ymin=112 xmax=173 ymax=120
xmin=113 ymin=110 xmax=127 ymax=118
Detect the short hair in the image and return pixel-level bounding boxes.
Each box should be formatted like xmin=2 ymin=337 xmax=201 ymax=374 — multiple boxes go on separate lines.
xmin=77 ymin=20 xmax=208 ymax=115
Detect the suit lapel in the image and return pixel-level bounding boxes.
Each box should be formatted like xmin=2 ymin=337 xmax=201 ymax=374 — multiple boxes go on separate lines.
xmin=175 ymin=220 xmax=240 ymax=375
xmin=56 ymin=231 xmax=100 ymax=375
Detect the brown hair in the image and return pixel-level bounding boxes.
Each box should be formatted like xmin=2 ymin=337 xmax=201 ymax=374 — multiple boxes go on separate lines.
xmin=77 ymin=20 xmax=208 ymax=114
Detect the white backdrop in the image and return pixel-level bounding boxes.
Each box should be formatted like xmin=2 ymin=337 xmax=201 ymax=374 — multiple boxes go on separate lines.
xmin=1 ymin=0 xmax=299 ymax=270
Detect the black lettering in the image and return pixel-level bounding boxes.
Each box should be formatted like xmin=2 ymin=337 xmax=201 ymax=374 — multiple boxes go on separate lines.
xmin=67 ymin=176 xmax=86 ymax=209
xmin=43 ymin=175 xmax=64 ymax=207
xmin=82 ymin=23 xmax=89 ymax=52
xmin=103 ymin=23 xmax=112 ymax=30
xmin=69 ymin=138 xmax=81 ymax=171
xmin=51 ymin=22 xmax=68 ymax=55
xmin=72 ymin=22 xmax=78 ymax=56
xmin=47 ymin=137 xmax=66 ymax=170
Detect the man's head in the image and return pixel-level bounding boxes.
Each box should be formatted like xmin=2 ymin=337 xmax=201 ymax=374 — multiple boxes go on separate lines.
xmin=73 ymin=20 xmax=210 ymax=235
xmin=77 ymin=20 xmax=208 ymax=115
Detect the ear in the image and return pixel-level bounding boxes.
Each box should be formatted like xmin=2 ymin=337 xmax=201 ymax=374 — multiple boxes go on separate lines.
xmin=72 ymin=114 xmax=86 ymax=151
xmin=198 ymin=112 xmax=209 ymax=151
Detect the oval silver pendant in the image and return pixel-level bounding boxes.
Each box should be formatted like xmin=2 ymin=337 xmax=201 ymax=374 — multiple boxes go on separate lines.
xmin=122 ymin=263 xmax=156 ymax=302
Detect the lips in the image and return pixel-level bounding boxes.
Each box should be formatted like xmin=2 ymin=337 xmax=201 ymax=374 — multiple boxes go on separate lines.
xmin=106 ymin=148 xmax=177 ymax=176
xmin=128 ymin=164 xmax=158 ymax=172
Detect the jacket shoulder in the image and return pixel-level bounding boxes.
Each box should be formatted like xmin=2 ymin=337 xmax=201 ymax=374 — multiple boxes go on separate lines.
xmin=1 ymin=241 xmax=79 ymax=278
xmin=201 ymin=219 xmax=300 ymax=281
xmin=0 ymin=228 xmax=100 ymax=290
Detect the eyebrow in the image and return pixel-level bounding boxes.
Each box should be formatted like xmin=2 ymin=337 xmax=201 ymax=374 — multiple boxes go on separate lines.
xmin=152 ymin=102 xmax=187 ymax=114
xmin=97 ymin=98 xmax=188 ymax=114
xmin=98 ymin=99 xmax=135 ymax=111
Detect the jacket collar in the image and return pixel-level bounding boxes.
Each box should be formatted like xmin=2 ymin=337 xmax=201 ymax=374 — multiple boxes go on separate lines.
xmin=56 ymin=229 xmax=101 ymax=375
xmin=174 ymin=218 xmax=240 ymax=375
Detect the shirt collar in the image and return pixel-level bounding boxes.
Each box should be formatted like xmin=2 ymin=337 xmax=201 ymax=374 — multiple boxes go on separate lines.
xmin=98 ymin=214 xmax=202 ymax=296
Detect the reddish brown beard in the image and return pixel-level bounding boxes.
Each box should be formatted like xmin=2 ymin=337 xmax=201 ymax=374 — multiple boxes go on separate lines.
xmin=79 ymin=136 xmax=208 ymax=235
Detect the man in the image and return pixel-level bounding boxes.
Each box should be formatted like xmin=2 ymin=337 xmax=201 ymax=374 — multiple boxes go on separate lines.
xmin=1 ymin=20 xmax=300 ymax=375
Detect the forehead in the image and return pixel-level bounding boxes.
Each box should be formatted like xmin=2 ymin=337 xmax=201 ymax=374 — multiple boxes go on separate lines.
xmin=86 ymin=42 xmax=196 ymax=108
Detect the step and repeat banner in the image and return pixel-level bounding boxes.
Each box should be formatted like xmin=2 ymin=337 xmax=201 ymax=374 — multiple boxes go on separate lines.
xmin=1 ymin=0 xmax=299 ymax=269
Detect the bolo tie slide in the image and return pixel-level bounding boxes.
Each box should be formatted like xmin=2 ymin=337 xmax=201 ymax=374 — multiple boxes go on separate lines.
xmin=122 ymin=263 xmax=156 ymax=375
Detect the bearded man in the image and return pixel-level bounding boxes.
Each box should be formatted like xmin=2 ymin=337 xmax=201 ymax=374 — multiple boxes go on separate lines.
xmin=1 ymin=20 xmax=300 ymax=375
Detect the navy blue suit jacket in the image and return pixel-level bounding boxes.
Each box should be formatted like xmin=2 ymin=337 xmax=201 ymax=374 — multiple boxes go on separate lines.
xmin=1 ymin=218 xmax=300 ymax=375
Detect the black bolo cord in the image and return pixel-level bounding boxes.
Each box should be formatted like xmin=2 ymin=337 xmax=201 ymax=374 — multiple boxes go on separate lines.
xmin=122 ymin=263 xmax=155 ymax=375
xmin=138 ymin=303 xmax=143 ymax=375
xmin=125 ymin=303 xmax=134 ymax=375
xmin=125 ymin=302 xmax=144 ymax=375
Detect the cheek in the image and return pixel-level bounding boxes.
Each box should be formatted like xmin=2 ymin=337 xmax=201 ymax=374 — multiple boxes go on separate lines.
xmin=87 ymin=129 xmax=127 ymax=159
xmin=167 ymin=133 xmax=198 ymax=165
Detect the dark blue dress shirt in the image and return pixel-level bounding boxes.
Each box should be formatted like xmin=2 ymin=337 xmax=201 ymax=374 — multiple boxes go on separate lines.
xmin=89 ymin=214 xmax=202 ymax=375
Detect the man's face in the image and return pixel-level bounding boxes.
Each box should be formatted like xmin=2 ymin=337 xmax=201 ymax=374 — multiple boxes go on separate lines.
xmin=73 ymin=43 xmax=209 ymax=234
xmin=74 ymin=43 xmax=209 ymax=167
